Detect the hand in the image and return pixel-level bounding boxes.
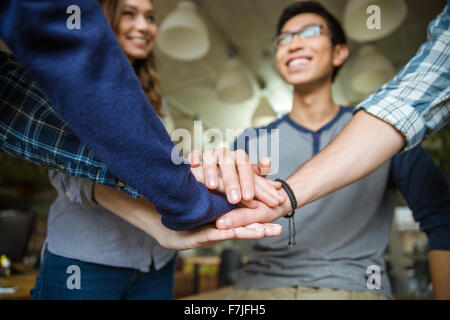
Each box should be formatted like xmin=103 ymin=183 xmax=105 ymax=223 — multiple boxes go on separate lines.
xmin=215 ymin=195 xmax=292 ymax=230
xmin=188 ymin=148 xmax=285 ymax=208
xmin=156 ymin=222 xmax=283 ymax=251
xmin=93 ymin=183 xmax=283 ymax=251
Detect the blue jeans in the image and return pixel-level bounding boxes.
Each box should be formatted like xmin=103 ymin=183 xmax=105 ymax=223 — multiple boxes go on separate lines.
xmin=31 ymin=249 xmax=176 ymax=300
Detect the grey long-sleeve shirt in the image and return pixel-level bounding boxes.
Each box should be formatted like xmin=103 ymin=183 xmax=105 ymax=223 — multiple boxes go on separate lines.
xmin=44 ymin=171 xmax=176 ymax=272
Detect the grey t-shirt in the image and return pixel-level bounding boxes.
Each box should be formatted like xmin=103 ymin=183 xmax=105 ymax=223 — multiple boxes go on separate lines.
xmin=44 ymin=171 xmax=176 ymax=272
xmin=232 ymin=107 xmax=395 ymax=299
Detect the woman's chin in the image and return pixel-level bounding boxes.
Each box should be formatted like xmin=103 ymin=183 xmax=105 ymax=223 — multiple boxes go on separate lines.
xmin=125 ymin=50 xmax=150 ymax=61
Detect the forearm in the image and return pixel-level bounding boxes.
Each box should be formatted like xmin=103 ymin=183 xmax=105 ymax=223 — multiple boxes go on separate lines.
xmin=92 ymin=183 xmax=283 ymax=250
xmin=428 ymin=250 xmax=450 ymax=300
xmin=287 ymin=110 xmax=406 ymax=208
xmin=92 ymin=183 xmax=163 ymax=241
xmin=0 ymin=0 xmax=224 ymax=228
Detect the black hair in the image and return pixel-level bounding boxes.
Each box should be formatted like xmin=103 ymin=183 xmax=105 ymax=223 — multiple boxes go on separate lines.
xmin=276 ymin=1 xmax=347 ymax=81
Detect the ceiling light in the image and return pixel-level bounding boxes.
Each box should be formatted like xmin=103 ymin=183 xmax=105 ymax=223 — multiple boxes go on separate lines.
xmin=156 ymin=1 xmax=210 ymax=61
xmin=350 ymin=45 xmax=395 ymax=95
xmin=216 ymin=58 xmax=254 ymax=103
xmin=343 ymin=0 xmax=408 ymax=42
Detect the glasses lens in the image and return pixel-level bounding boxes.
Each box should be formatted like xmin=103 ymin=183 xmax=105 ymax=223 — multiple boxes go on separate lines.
xmin=300 ymin=25 xmax=321 ymax=39
xmin=276 ymin=25 xmax=323 ymax=47
xmin=277 ymin=33 xmax=292 ymax=47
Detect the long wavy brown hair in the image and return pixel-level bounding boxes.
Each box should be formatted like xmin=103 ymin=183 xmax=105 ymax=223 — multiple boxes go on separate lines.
xmin=99 ymin=0 xmax=163 ymax=117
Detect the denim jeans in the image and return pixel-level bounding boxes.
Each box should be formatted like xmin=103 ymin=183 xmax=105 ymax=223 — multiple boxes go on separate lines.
xmin=31 ymin=249 xmax=176 ymax=300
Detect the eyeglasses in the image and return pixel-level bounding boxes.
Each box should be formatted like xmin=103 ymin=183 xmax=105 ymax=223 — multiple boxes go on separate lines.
xmin=274 ymin=24 xmax=329 ymax=48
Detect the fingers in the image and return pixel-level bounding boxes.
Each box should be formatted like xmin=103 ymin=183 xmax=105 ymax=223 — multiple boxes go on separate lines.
xmin=257 ymin=157 xmax=272 ymax=176
xmin=266 ymin=178 xmax=282 ymax=189
xmin=187 ymin=150 xmax=202 ymax=168
xmin=253 ymin=175 xmax=286 ymax=207
xmin=216 ymin=202 xmax=281 ymax=229
xmin=240 ymin=198 xmax=259 ymax=209
xmin=175 ymin=221 xmax=283 ymax=250
xmin=192 ymin=148 xmax=281 ymax=209
xmin=247 ymin=223 xmax=283 ymax=237
xmin=202 ymin=149 xmax=219 ymax=189
xmin=203 ymin=223 xmax=282 ymax=243
xmin=234 ymin=150 xmax=255 ymax=201
xmin=217 ymin=148 xmax=242 ymax=204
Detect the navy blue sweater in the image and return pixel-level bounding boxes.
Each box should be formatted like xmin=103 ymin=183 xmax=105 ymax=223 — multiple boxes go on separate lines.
xmin=0 ymin=0 xmax=233 ymax=230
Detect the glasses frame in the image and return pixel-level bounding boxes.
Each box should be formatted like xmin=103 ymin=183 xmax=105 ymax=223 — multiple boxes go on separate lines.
xmin=274 ymin=24 xmax=329 ymax=49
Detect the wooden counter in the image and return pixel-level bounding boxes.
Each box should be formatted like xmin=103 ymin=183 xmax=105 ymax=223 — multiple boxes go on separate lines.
xmin=0 ymin=271 xmax=38 ymax=300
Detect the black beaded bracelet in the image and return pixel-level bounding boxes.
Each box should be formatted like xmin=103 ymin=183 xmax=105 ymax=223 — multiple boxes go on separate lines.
xmin=275 ymin=178 xmax=297 ymax=246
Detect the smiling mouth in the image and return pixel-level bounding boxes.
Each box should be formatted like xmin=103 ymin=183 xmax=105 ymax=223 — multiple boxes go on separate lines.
xmin=287 ymin=56 xmax=312 ymax=71
xmin=127 ymin=37 xmax=150 ymax=47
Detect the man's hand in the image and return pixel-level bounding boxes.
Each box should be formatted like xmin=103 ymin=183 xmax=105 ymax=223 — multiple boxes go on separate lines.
xmin=188 ymin=148 xmax=285 ymax=208
xmin=156 ymin=222 xmax=282 ymax=251
xmin=215 ymin=197 xmax=292 ymax=229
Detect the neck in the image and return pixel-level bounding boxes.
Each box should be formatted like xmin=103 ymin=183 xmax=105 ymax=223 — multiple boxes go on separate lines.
xmin=289 ymin=80 xmax=340 ymax=132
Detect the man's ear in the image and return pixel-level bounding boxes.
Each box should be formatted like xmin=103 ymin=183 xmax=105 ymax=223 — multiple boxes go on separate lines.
xmin=332 ymin=44 xmax=349 ymax=68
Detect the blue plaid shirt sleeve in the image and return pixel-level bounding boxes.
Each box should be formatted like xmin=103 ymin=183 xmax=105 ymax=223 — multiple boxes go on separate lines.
xmin=355 ymin=4 xmax=450 ymax=151
xmin=0 ymin=52 xmax=141 ymax=198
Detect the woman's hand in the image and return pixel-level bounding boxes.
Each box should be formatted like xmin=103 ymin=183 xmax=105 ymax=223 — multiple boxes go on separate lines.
xmin=93 ymin=183 xmax=283 ymax=251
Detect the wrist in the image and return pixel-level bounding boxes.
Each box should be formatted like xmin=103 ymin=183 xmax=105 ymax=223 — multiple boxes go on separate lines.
xmin=275 ymin=178 xmax=298 ymax=246
xmin=279 ymin=188 xmax=293 ymax=217
xmin=285 ymin=177 xmax=310 ymax=208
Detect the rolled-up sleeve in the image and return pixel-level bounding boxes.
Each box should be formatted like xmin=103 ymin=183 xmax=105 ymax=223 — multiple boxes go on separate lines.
xmin=355 ymin=4 xmax=450 ymax=151
xmin=48 ymin=171 xmax=98 ymax=209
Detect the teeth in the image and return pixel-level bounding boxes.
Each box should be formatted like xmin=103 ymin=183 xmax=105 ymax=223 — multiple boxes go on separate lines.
xmin=131 ymin=38 xmax=147 ymax=44
xmin=289 ymin=58 xmax=310 ymax=67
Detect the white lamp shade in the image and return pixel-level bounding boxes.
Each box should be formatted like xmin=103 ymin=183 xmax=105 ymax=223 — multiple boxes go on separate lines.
xmin=251 ymin=97 xmax=278 ymax=127
xmin=156 ymin=1 xmax=210 ymax=61
xmin=350 ymin=45 xmax=395 ymax=95
xmin=216 ymin=59 xmax=254 ymax=103
xmin=343 ymin=0 xmax=408 ymax=42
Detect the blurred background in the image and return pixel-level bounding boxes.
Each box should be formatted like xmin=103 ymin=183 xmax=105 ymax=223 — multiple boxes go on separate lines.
xmin=0 ymin=0 xmax=448 ymax=299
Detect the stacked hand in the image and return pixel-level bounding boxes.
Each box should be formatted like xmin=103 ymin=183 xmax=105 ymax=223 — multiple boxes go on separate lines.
xmin=188 ymin=148 xmax=286 ymax=208
xmin=93 ymin=148 xmax=290 ymax=251
xmin=186 ymin=148 xmax=292 ymax=233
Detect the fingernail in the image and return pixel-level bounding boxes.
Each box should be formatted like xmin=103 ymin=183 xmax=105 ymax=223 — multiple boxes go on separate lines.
xmin=243 ymin=188 xmax=253 ymax=200
xmin=208 ymin=176 xmax=217 ymax=187
xmin=229 ymin=189 xmax=240 ymax=202
xmin=217 ymin=217 xmax=232 ymax=229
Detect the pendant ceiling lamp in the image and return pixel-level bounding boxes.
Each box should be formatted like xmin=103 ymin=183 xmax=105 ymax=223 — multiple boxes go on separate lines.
xmin=343 ymin=0 xmax=408 ymax=42
xmin=216 ymin=58 xmax=254 ymax=104
xmin=251 ymin=97 xmax=278 ymax=128
xmin=350 ymin=45 xmax=395 ymax=95
xmin=156 ymin=1 xmax=210 ymax=61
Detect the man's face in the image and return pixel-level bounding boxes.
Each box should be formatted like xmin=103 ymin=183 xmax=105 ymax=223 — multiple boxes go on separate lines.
xmin=276 ymin=13 xmax=340 ymax=87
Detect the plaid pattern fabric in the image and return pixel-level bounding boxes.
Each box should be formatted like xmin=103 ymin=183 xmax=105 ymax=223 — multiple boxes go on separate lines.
xmin=355 ymin=4 xmax=450 ymax=150
xmin=0 ymin=52 xmax=141 ymax=198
